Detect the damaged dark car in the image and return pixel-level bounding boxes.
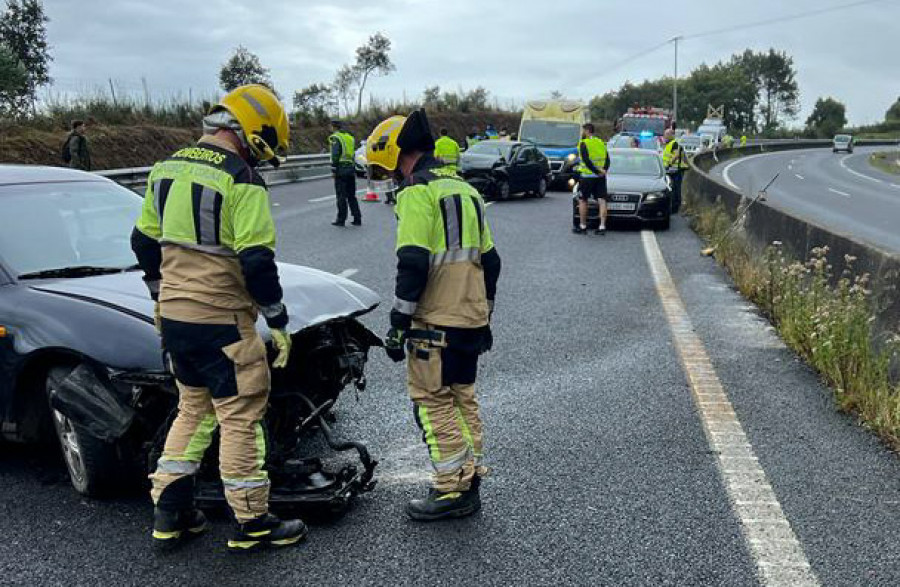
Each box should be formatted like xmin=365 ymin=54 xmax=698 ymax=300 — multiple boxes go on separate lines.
xmin=0 ymin=166 xmax=382 ymax=515
xmin=460 ymin=140 xmax=551 ymax=200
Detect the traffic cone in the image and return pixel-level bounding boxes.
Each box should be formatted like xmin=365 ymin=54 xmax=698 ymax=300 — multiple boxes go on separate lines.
xmin=363 ymin=189 xmax=380 ymax=202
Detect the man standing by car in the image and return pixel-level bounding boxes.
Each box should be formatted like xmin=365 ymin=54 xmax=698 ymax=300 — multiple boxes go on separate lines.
xmin=63 ymin=120 xmax=91 ymax=171
xmin=433 ymin=128 xmax=461 ymax=174
xmin=367 ymin=109 xmax=501 ymax=521
xmin=663 ymin=129 xmax=689 ymax=214
xmin=574 ymin=123 xmax=610 ymax=235
xmin=131 ymin=84 xmax=307 ymax=552
xmin=329 ymin=120 xmax=361 ymax=227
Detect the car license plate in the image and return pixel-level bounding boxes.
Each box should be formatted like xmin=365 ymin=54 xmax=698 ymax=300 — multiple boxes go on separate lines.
xmin=608 ymin=202 xmax=636 ymax=211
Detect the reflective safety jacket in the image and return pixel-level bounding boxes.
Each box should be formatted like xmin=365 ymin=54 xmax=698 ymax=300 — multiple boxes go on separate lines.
xmin=329 ymin=131 xmax=355 ymax=169
xmin=576 ymin=136 xmax=609 ymax=178
xmin=434 ymin=136 xmax=461 ymax=167
xmin=392 ymin=156 xmax=501 ymax=329
xmin=131 ymin=135 xmax=288 ymax=328
xmin=663 ymin=139 xmax=689 ymax=170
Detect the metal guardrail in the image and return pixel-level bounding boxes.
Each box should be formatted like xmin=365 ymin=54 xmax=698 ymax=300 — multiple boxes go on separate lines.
xmin=96 ymin=153 xmax=332 ymax=190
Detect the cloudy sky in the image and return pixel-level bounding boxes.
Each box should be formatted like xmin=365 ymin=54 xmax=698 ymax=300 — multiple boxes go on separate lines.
xmin=42 ymin=0 xmax=899 ymax=126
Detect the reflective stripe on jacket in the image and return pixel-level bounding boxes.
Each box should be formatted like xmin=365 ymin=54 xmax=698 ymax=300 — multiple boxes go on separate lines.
xmin=329 ymin=131 xmax=355 ymax=166
xmin=576 ymin=136 xmax=608 ymax=177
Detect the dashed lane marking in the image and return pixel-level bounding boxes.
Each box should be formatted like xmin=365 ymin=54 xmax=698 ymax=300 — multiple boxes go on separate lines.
xmin=794 ymin=174 xmax=805 ymax=180
xmin=641 ymin=230 xmax=818 ymax=587
xmin=309 ymin=195 xmax=336 ymax=202
xmin=337 ymin=268 xmax=359 ymax=278
xmin=828 ymin=188 xmax=850 ymax=198
xmin=485 ymin=201 xmax=495 ymax=207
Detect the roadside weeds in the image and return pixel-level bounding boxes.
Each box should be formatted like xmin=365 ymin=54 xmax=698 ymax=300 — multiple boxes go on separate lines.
xmin=869 ymin=151 xmax=900 ymax=176
xmin=685 ymin=201 xmax=900 ymax=451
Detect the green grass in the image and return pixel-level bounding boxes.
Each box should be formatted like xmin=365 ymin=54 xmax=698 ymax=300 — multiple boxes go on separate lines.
xmin=686 ymin=200 xmax=900 ymax=450
xmin=870 ymin=151 xmax=900 ymax=176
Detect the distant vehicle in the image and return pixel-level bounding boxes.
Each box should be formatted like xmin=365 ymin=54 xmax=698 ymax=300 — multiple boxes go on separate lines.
xmin=518 ymin=99 xmax=588 ymax=185
xmin=833 ymin=134 xmax=854 ymax=154
xmin=618 ymin=106 xmax=673 ymax=137
xmin=0 ymin=165 xmax=380 ymax=506
xmin=354 ymin=140 xmax=367 ymax=176
xmin=696 ymin=105 xmax=728 ymax=145
xmin=571 ymin=148 xmax=672 ymax=230
xmin=460 ymin=140 xmax=551 ymax=200
xmin=679 ymin=135 xmax=710 ymax=155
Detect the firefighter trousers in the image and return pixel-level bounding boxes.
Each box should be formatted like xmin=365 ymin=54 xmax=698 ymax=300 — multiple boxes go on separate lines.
xmin=407 ymin=325 xmax=486 ymax=493
xmin=150 ymin=311 xmax=271 ymax=522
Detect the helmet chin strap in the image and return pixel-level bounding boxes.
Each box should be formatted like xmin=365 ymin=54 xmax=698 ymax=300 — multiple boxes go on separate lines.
xmin=203 ymin=111 xmax=261 ymax=166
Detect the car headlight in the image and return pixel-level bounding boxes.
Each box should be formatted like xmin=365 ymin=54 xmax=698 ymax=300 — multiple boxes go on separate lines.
xmin=566 ymin=154 xmax=577 ymax=162
xmin=644 ymin=191 xmax=666 ymax=202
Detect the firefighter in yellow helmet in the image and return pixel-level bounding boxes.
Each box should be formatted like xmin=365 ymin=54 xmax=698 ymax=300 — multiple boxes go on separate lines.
xmin=132 ymin=84 xmax=307 ymax=552
xmin=367 ymin=109 xmax=501 ymax=521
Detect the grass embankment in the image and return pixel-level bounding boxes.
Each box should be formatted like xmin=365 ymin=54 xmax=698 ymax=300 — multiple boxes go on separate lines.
xmin=687 ymin=201 xmax=900 ymax=450
xmin=869 ymin=151 xmax=900 ymax=176
xmin=0 ymin=112 xmax=523 ymax=169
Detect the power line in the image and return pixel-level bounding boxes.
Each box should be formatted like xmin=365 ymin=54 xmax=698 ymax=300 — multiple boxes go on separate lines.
xmin=682 ymin=0 xmax=890 ymax=40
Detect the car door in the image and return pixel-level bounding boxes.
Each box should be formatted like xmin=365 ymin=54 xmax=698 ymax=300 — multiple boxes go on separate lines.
xmin=506 ymin=146 xmax=527 ymax=193
xmin=521 ymin=147 xmax=541 ymax=189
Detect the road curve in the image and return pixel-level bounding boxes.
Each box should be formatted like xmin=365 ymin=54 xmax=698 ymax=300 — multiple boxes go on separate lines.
xmin=708 ymin=146 xmax=900 ymax=254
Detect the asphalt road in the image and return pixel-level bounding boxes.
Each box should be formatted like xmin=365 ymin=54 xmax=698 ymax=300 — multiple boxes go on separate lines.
xmin=2 ymin=176 xmax=900 ymax=586
xmin=709 ymin=146 xmax=900 ymax=253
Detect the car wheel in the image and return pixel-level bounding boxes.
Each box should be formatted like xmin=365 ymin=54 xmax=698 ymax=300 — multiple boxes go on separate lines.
xmin=657 ymin=214 xmax=671 ymax=231
xmin=46 ymin=366 xmax=123 ymax=497
xmin=497 ymin=180 xmax=510 ymax=201
xmin=534 ymin=177 xmax=547 ymax=198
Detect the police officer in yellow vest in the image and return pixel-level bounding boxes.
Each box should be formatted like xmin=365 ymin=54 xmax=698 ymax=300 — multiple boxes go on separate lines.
xmin=132 ymin=84 xmax=307 ymax=552
xmin=329 ymin=120 xmax=361 ymax=227
xmin=433 ymin=128 xmax=461 ymax=174
xmin=367 ymin=109 xmax=502 ymax=521
xmin=663 ymin=128 xmax=690 ymax=214
xmin=574 ymin=123 xmax=610 ymax=235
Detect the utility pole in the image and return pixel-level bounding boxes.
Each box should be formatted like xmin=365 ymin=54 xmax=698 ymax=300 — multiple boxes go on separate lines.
xmin=671 ymin=36 xmax=681 ymax=127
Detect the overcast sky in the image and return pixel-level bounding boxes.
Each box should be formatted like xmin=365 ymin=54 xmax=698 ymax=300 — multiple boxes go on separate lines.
xmin=42 ymin=0 xmax=899 ymax=126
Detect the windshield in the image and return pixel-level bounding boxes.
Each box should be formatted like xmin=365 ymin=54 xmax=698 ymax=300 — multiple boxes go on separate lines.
xmin=609 ymin=135 xmax=639 ymax=148
xmin=0 ymin=181 xmax=142 ymax=276
xmin=834 ymin=135 xmax=851 ymax=142
xmin=680 ymin=137 xmax=702 ymax=146
xmin=608 ymin=151 xmax=664 ymax=177
xmin=465 ymin=141 xmax=513 ymax=160
xmin=622 ymin=116 xmax=667 ymax=135
xmin=519 ymin=120 xmax=581 ymax=148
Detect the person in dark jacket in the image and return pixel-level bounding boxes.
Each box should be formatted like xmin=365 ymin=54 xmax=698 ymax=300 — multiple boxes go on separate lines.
xmin=65 ymin=120 xmax=92 ymax=171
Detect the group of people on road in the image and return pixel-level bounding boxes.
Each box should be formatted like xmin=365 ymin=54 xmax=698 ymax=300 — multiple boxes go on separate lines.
xmin=130 ymin=85 xmax=501 ymax=552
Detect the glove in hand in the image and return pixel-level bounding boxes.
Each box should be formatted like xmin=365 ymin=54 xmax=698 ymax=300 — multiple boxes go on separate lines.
xmin=271 ymin=329 xmax=292 ymax=369
xmin=384 ymin=327 xmax=406 ymax=363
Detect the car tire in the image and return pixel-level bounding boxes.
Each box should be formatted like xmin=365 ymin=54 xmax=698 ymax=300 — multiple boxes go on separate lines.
xmin=657 ymin=215 xmax=671 ymax=231
xmin=46 ymin=366 xmax=124 ymax=497
xmin=497 ymin=180 xmax=511 ymax=201
xmin=533 ymin=177 xmax=547 ymax=198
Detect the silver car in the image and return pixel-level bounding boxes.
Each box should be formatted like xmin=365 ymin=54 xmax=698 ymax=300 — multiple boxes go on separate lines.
xmin=833 ymin=134 xmax=854 ymax=154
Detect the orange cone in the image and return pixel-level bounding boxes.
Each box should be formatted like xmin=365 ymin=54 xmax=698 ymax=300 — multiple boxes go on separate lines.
xmin=363 ymin=189 xmax=380 ymax=202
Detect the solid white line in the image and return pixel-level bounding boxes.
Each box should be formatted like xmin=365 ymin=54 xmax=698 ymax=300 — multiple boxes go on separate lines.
xmin=485 ymin=201 xmax=495 ymax=207
xmin=828 ymin=188 xmax=850 ymax=198
xmin=794 ymin=174 xmax=805 ymax=180
xmin=337 ymin=268 xmax=359 ymax=278
xmin=722 ymin=152 xmax=772 ymax=191
xmin=839 ymin=154 xmax=883 ymax=184
xmin=641 ymin=230 xmax=818 ymax=587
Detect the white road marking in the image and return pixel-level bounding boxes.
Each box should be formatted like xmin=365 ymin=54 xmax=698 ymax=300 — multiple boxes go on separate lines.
xmin=337 ymin=268 xmax=359 ymax=278
xmin=641 ymin=230 xmax=818 ymax=587
xmin=485 ymin=201 xmax=495 ymax=207
xmin=828 ymin=188 xmax=850 ymax=198
xmin=722 ymin=152 xmax=771 ymax=191
xmin=794 ymin=174 xmax=805 ymax=180
xmin=787 ymin=165 xmax=793 ymax=171
xmin=310 ymin=195 xmax=336 ymax=203
xmin=891 ymin=184 xmax=900 ymax=190
xmin=839 ymin=154 xmax=883 ymax=184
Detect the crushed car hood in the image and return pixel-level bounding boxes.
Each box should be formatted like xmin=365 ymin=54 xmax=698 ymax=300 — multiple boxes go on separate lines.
xmin=29 ymin=263 xmax=380 ymax=336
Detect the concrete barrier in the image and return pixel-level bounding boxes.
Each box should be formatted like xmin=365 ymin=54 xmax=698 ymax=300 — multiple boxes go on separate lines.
xmin=685 ymin=141 xmax=900 ymax=336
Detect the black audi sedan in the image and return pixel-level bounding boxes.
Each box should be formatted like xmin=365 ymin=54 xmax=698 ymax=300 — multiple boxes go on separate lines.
xmin=0 ymin=165 xmax=381 ymax=504
xmin=460 ymin=140 xmax=551 ymax=200
xmin=571 ymin=148 xmax=672 ymax=230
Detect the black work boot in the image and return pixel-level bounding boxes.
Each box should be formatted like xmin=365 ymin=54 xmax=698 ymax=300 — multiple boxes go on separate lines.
xmin=331 ymin=220 xmax=345 ymax=227
xmin=462 ymin=474 xmax=482 ymax=513
xmin=152 ymin=508 xmax=208 ymax=550
xmin=406 ymin=488 xmax=480 ymax=521
xmin=228 ymin=513 xmax=308 ymax=553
